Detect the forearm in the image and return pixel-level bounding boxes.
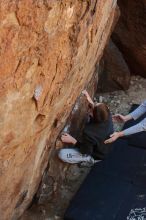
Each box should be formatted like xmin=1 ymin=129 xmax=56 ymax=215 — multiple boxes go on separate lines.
xmin=118 ymin=131 xmax=125 ymax=137
xmin=86 ymin=95 xmax=94 ymax=107
xmin=82 ymin=90 xmax=94 ymax=106
xmin=124 ymin=114 xmax=133 ymax=122
xmin=130 ymin=101 xmax=146 ymax=120
xmin=123 ymin=118 xmax=146 ymax=136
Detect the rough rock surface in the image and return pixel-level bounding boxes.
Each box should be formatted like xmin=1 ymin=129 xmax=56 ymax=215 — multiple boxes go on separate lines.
xmin=21 ymin=75 xmax=146 ymax=220
xmin=97 ymin=39 xmax=131 ymax=92
xmin=0 ymin=0 xmax=117 ymax=219
xmin=112 ymin=0 xmax=146 ymax=77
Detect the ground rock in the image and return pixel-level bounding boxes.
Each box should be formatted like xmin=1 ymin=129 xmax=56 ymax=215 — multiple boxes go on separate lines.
xmin=97 ymin=39 xmax=131 ymax=92
xmin=112 ymin=0 xmax=146 ymax=77
xmin=0 ymin=0 xmax=117 ymax=219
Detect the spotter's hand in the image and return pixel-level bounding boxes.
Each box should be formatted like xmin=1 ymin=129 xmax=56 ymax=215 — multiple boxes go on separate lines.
xmin=112 ymin=114 xmax=128 ymax=123
xmin=104 ymin=132 xmax=123 ymax=144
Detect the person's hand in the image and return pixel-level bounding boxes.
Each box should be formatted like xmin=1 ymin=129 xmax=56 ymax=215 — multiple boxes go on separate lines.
xmin=104 ymin=132 xmax=123 ymax=144
xmin=61 ymin=133 xmax=77 ymax=145
xmin=82 ymin=90 xmax=89 ymax=98
xmin=112 ymin=114 xmax=128 ymax=123
xmin=82 ymin=90 xmax=94 ymax=106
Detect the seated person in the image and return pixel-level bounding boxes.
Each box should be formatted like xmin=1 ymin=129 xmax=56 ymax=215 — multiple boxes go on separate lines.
xmin=58 ymin=90 xmax=114 ymax=165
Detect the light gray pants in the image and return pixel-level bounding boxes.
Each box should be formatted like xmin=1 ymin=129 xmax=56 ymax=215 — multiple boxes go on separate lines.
xmin=58 ymin=148 xmax=100 ymax=164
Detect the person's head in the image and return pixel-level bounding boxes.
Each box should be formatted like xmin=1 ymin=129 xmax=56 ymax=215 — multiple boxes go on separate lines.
xmin=93 ymin=103 xmax=110 ymax=123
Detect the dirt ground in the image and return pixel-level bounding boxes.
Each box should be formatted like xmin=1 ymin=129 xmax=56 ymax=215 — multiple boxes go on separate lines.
xmin=21 ymin=75 xmax=146 ymax=220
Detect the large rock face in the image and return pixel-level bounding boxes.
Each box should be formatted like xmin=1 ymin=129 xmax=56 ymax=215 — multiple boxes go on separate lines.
xmin=113 ymin=0 xmax=146 ymax=77
xmin=0 ymin=1 xmax=117 ymax=219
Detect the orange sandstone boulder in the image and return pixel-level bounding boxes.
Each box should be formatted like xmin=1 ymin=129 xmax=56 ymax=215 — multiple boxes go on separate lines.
xmin=0 ymin=0 xmax=117 ymax=219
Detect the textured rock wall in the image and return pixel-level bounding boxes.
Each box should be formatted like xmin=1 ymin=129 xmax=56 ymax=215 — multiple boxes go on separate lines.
xmin=0 ymin=0 xmax=117 ymax=219
xmin=112 ymin=0 xmax=146 ymax=77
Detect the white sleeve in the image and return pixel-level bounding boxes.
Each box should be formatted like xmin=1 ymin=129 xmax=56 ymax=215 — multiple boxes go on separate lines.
xmin=123 ymin=118 xmax=146 ymax=136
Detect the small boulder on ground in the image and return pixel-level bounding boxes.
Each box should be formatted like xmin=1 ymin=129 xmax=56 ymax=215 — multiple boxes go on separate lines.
xmin=97 ymin=39 xmax=131 ymax=93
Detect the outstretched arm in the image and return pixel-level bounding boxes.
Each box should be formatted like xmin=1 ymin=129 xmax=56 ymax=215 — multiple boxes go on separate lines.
xmin=123 ymin=117 xmax=146 ymax=136
xmin=112 ymin=100 xmax=146 ymax=123
xmin=105 ymin=117 xmax=146 ymax=144
xmin=82 ymin=90 xmax=94 ymax=107
xmin=130 ymin=100 xmax=146 ymax=120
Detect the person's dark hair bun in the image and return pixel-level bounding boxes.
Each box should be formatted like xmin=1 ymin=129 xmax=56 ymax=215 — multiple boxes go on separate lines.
xmin=93 ymin=103 xmax=110 ymax=123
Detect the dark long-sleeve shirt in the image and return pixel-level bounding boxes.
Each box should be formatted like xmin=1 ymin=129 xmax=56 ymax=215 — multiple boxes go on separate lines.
xmin=75 ymin=114 xmax=114 ymax=160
